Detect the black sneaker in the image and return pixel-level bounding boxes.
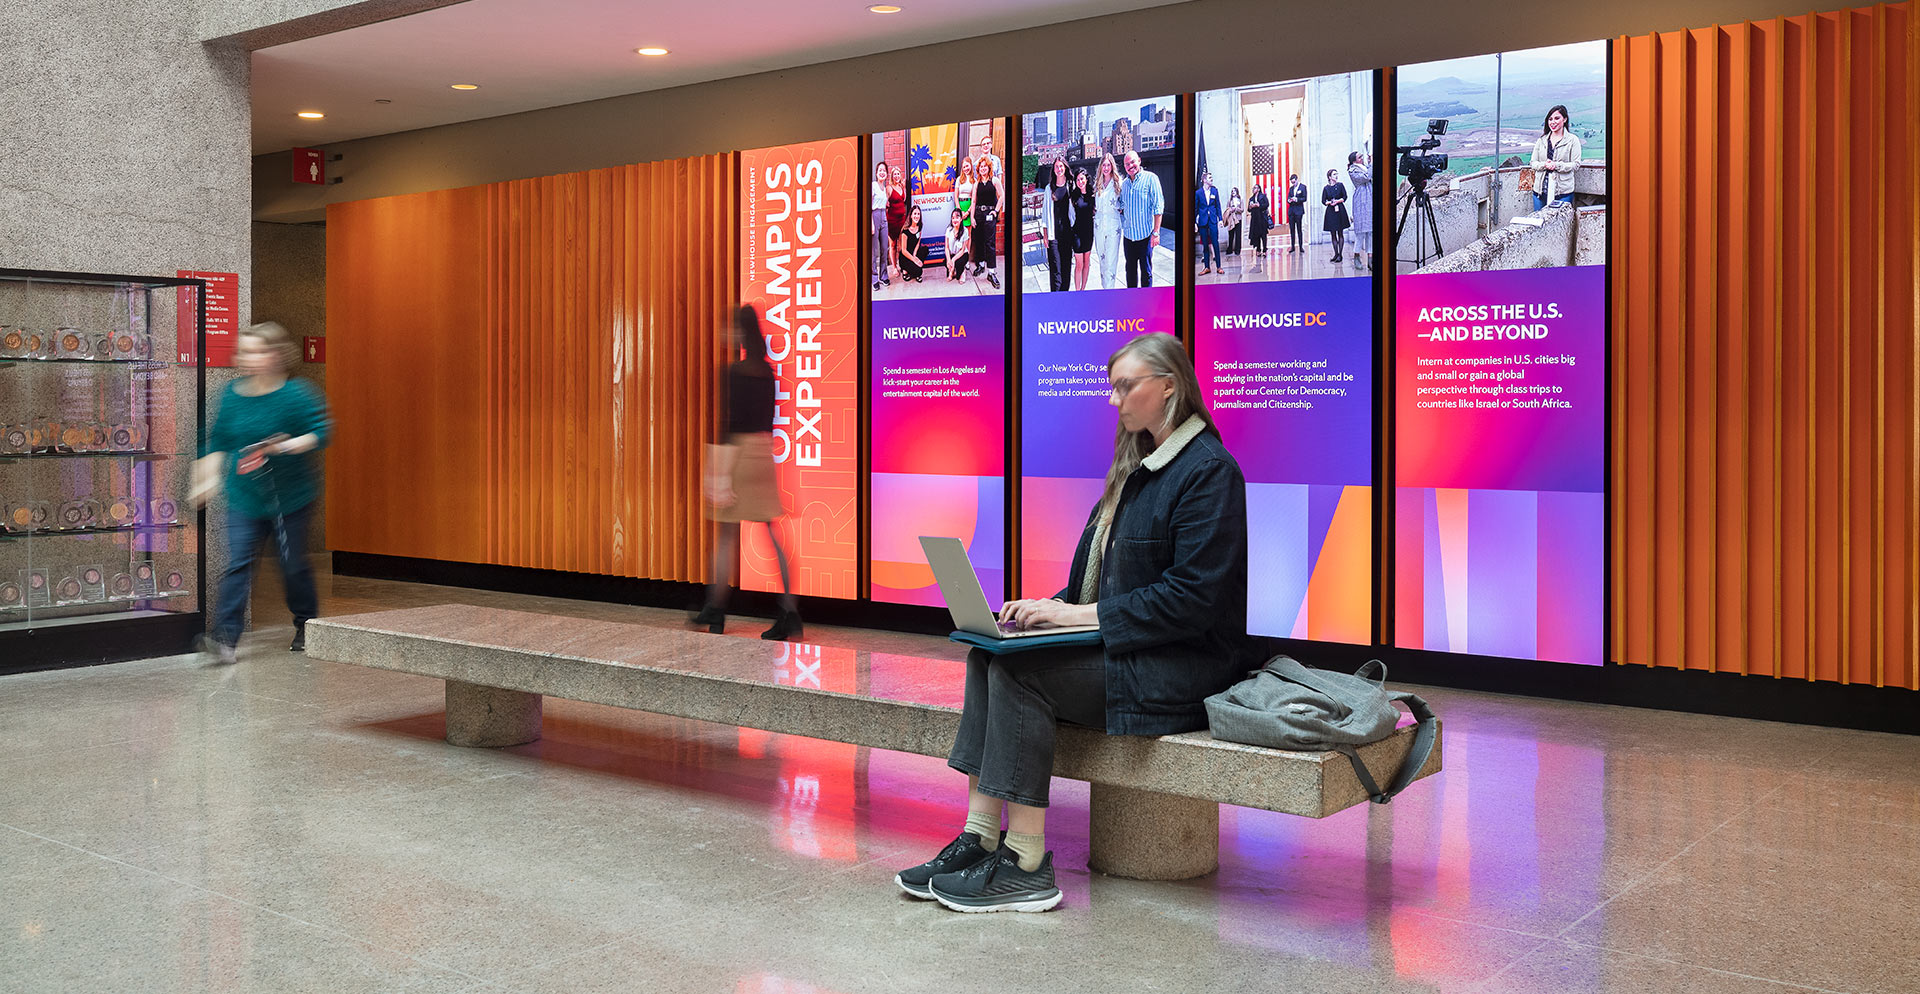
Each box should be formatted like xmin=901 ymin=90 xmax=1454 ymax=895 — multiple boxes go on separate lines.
xmin=893 ymin=831 xmax=998 ymax=900
xmin=929 ymin=846 xmax=1061 ymax=913
xmin=290 ymin=619 xmax=308 ymax=652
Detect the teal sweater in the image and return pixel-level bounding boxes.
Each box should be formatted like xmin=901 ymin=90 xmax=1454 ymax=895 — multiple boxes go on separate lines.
xmin=205 ymin=378 xmax=332 ymax=519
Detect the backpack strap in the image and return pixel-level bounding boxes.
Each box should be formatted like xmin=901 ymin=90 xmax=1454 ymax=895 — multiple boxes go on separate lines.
xmin=1339 ymin=691 xmax=1438 ymax=805
xmin=1266 ymin=656 xmax=1377 ymax=714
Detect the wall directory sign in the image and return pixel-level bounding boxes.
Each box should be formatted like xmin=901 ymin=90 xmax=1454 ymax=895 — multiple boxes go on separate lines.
xmin=1392 ymin=41 xmax=1608 ymax=665
xmin=1193 ymin=72 xmax=1376 ymax=642
xmin=868 ymin=120 xmax=1011 ymax=607
xmin=740 ymin=139 xmax=862 ymax=599
xmin=1018 ymin=97 xmax=1179 ymax=600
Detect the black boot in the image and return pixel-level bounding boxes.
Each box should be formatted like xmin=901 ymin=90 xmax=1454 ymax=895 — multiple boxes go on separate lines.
xmin=290 ymin=618 xmax=308 ymax=652
xmin=761 ymin=609 xmax=802 ymax=641
xmin=691 ymin=605 xmax=725 ymax=634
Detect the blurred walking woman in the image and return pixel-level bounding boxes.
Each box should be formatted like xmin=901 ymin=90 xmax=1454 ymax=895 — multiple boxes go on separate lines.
xmin=893 ymin=332 xmax=1249 ymax=913
xmin=190 ymin=321 xmax=331 ymax=663
xmin=694 ymin=306 xmax=801 ymax=640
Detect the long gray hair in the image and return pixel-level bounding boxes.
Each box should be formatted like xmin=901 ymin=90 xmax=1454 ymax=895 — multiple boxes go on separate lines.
xmin=1093 ymin=333 xmax=1216 ymax=528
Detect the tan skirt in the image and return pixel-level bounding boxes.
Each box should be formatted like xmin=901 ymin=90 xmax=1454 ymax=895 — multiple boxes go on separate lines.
xmin=710 ymin=432 xmax=784 ymax=523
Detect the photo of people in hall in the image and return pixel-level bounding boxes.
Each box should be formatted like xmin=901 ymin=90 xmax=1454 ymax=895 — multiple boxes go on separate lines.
xmin=1020 ymin=98 xmax=1178 ymax=293
xmin=1392 ymin=40 xmax=1608 ymax=275
xmin=870 ymin=119 xmax=1008 ymax=300
xmin=1193 ymin=72 xmax=1375 ymax=285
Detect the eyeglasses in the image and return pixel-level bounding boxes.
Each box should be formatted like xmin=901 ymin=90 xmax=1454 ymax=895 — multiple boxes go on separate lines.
xmin=1109 ymin=372 xmax=1170 ymax=399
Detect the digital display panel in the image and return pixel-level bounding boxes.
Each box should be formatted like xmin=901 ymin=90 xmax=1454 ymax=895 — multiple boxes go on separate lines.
xmin=1392 ymin=42 xmax=1608 ymax=664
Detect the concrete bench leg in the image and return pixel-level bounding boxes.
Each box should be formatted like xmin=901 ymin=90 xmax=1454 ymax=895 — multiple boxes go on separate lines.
xmin=1087 ymin=784 xmax=1219 ymax=880
xmin=445 ymin=680 xmax=542 ymax=748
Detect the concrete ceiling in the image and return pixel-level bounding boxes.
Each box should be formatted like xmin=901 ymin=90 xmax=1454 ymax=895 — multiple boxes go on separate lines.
xmin=251 ymin=0 xmax=1192 ymax=154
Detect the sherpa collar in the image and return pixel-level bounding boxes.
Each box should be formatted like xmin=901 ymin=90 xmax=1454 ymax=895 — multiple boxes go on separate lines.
xmin=1141 ymin=414 xmax=1206 ymax=472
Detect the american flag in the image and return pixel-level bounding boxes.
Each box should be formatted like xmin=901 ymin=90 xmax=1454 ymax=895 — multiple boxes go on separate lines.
xmin=1251 ymin=143 xmax=1290 ymax=214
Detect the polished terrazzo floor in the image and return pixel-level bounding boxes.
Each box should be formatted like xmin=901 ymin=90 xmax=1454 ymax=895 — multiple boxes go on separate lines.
xmin=3 ymin=562 xmax=1917 ymax=993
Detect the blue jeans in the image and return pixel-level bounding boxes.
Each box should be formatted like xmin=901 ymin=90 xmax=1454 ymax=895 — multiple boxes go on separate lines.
xmin=213 ymin=502 xmax=316 ymax=646
xmin=1534 ymin=192 xmax=1575 ymax=211
xmin=947 ymin=646 xmax=1106 ymax=808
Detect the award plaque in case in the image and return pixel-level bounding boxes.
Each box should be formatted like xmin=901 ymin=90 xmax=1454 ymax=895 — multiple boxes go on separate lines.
xmin=53 ymin=574 xmax=85 ymax=604
xmin=78 ymin=565 xmax=107 ymax=602
xmin=54 ymin=327 xmax=88 ymax=359
xmin=105 ymin=496 xmax=139 ymax=527
xmin=148 ymin=498 xmax=178 ymax=525
xmin=22 ymin=569 xmax=52 ymax=608
xmin=0 ymin=580 xmax=22 ymax=610
xmin=110 ymin=423 xmax=147 ymax=452
xmin=132 ymin=562 xmax=157 ymax=598
xmin=162 ymin=569 xmax=186 ymax=594
xmin=109 ymin=572 xmax=134 ymax=598
xmin=8 ymin=501 xmax=51 ymax=532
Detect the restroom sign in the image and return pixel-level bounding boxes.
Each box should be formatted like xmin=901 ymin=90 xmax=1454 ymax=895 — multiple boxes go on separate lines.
xmin=293 ymin=148 xmax=325 ymax=185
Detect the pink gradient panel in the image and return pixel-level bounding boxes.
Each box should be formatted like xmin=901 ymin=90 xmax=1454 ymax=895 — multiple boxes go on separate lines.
xmin=1019 ymin=476 xmax=1103 ymax=600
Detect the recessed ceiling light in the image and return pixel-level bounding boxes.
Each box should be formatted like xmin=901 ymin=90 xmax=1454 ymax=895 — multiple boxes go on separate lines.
xmin=450 ymin=83 xmax=480 ymax=90
xmin=296 ymin=111 xmax=325 ymax=119
xmin=636 ymin=47 xmax=670 ymax=56
xmin=869 ymin=4 xmax=903 ymax=12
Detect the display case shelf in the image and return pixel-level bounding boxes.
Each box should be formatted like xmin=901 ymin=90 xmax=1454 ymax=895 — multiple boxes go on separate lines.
xmin=0 ymin=523 xmax=184 ymax=541
xmin=0 ymin=451 xmax=173 ymax=463
xmin=0 ymin=357 xmax=170 ymax=369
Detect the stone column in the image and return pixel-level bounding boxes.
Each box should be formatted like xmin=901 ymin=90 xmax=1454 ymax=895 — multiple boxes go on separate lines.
xmin=445 ymin=680 xmax=542 ymax=748
xmin=1087 ymin=784 xmax=1219 ymax=880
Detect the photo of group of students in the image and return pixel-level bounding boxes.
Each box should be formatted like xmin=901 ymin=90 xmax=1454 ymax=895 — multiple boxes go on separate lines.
xmin=1192 ymin=73 xmax=1376 ymax=284
xmin=870 ymin=120 xmax=1009 ymax=300
xmin=1020 ymin=98 xmax=1179 ymax=293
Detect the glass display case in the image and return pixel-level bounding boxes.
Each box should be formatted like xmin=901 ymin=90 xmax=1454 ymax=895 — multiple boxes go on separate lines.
xmin=0 ymin=268 xmax=205 ymax=672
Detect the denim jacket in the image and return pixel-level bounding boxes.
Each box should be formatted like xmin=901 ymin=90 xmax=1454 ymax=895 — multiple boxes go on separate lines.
xmin=1057 ymin=420 xmax=1251 ymax=736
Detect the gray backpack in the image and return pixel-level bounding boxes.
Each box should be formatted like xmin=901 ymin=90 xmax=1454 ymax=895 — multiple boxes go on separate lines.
xmin=1203 ymin=656 xmax=1437 ymax=804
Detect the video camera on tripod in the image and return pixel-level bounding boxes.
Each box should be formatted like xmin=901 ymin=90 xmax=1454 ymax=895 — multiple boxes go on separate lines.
xmin=1393 ymin=118 xmax=1452 ymax=268
xmin=1395 ymin=118 xmax=1450 ymax=191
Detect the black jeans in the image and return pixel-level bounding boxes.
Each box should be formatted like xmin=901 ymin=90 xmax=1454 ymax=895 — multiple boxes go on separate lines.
xmin=213 ymin=501 xmax=316 ymax=647
xmin=947 ymin=646 xmax=1106 ymax=808
xmin=1123 ymin=236 xmax=1153 ymax=287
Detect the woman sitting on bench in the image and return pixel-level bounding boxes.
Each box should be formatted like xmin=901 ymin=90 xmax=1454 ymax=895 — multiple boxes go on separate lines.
xmin=895 ymin=331 xmax=1250 ymax=913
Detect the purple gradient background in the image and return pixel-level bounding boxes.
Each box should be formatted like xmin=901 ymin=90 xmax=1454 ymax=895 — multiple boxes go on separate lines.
xmin=1394 ymin=265 xmax=1606 ymax=666
xmin=1397 ymin=266 xmax=1605 ymax=492
xmin=1196 ymin=277 xmax=1373 ymax=641
xmin=871 ymin=295 xmax=1006 ymax=477
xmin=870 ymin=295 xmax=1007 ymax=606
xmin=1019 ymin=286 xmax=1175 ymax=598
xmin=1196 ymin=277 xmax=1373 ymax=486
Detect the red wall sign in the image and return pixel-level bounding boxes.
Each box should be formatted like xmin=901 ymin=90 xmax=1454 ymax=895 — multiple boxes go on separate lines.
xmin=302 ymin=335 xmax=325 ymax=364
xmin=175 ymin=270 xmax=239 ymax=367
xmin=293 ymin=147 xmax=326 ymax=185
xmin=738 ymin=138 xmax=862 ymax=600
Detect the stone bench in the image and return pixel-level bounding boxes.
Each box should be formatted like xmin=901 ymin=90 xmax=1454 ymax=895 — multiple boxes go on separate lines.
xmin=306 ymin=604 xmax=1441 ymax=880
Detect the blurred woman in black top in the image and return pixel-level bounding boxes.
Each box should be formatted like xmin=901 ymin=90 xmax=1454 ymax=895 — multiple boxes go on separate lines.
xmin=693 ymin=306 xmax=801 ymax=640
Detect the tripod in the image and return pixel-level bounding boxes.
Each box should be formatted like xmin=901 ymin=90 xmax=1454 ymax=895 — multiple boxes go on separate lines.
xmin=1393 ymin=182 xmax=1446 ymax=270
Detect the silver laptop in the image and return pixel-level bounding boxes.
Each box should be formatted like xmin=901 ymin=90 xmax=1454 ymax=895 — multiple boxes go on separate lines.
xmin=919 ymin=536 xmax=1100 ymax=639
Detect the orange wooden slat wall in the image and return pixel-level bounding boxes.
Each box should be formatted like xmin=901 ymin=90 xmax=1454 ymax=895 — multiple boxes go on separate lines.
xmin=1613 ymin=2 xmax=1920 ymax=688
xmin=326 ymin=154 xmax=736 ymax=582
